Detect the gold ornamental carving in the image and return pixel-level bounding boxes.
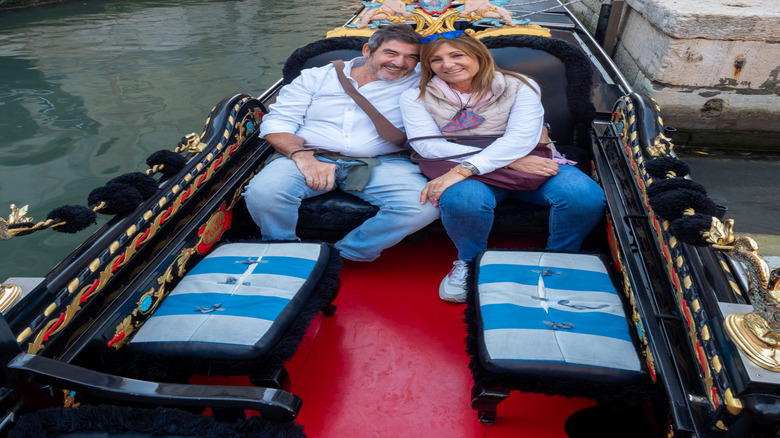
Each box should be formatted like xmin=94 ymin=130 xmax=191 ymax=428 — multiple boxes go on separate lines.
xmin=0 ymin=204 xmax=33 ymax=240
xmin=0 ymin=284 xmax=22 ymax=313
xmin=646 ymin=133 xmax=674 ymax=158
xmin=710 ymin=227 xmax=780 ymax=371
xmin=327 ymin=1 xmax=550 ymax=39
xmin=183 ymin=133 xmax=206 ymax=153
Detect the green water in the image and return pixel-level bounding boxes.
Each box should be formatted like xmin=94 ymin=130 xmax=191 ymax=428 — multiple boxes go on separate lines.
xmin=0 ymin=0 xmax=357 ymax=281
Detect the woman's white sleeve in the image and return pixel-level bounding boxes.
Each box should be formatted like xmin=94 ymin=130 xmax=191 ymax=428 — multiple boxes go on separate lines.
xmin=462 ymin=82 xmax=545 ymax=174
xmin=400 ymin=89 xmax=481 ymax=161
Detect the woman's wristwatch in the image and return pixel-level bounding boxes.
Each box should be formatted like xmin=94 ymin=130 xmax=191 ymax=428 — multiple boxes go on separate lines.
xmin=460 ymin=161 xmax=480 ymax=175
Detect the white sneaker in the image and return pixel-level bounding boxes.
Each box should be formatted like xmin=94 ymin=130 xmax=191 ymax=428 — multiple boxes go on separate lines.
xmin=439 ymin=260 xmax=468 ymax=303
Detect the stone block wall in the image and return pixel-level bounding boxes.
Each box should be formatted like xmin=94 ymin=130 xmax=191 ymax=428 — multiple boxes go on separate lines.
xmin=567 ymin=0 xmax=779 ymax=149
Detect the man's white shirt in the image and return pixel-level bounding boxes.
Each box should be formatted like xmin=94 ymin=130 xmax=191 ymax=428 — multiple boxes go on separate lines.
xmin=260 ymin=57 xmax=421 ymax=157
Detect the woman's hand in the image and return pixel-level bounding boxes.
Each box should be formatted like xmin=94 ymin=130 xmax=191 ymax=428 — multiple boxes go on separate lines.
xmin=420 ymin=166 xmax=471 ymax=206
xmin=506 ymin=154 xmax=559 ymax=177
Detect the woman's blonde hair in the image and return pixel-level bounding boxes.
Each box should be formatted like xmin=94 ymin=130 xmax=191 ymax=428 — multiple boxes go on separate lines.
xmin=418 ymin=32 xmax=538 ymax=101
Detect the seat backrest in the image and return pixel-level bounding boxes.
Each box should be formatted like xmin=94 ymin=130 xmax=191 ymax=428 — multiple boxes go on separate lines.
xmin=282 ymin=35 xmax=595 ymax=149
xmin=483 ymin=35 xmax=596 ymax=149
xmin=282 ymin=37 xmax=367 ymax=85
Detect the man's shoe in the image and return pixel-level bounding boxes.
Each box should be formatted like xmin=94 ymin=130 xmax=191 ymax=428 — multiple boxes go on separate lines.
xmin=439 ymin=260 xmax=468 ymax=303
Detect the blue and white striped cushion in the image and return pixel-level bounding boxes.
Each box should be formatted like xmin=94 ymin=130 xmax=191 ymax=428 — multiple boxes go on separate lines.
xmin=128 ymin=242 xmax=328 ymax=360
xmin=476 ymin=251 xmax=644 ymax=383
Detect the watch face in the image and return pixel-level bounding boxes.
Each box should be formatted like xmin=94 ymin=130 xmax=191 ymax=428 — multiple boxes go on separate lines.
xmin=461 ymin=162 xmax=478 ymax=175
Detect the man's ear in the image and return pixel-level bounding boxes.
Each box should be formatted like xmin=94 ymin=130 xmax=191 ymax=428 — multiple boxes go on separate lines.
xmin=362 ymin=43 xmax=371 ymax=58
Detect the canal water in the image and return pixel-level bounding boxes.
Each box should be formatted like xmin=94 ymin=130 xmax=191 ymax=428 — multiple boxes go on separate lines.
xmin=0 ymin=0 xmax=357 ymax=281
xmin=1 ymin=0 xmax=778 ymax=282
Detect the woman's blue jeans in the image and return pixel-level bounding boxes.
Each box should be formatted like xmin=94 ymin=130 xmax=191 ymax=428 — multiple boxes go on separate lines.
xmin=439 ymin=164 xmax=606 ymax=261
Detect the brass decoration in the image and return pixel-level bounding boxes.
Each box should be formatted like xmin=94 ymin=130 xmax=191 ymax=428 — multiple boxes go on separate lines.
xmin=63 ymin=389 xmax=81 ymax=408
xmin=0 ymin=283 xmax=22 ymax=313
xmin=328 ymin=2 xmax=549 ymax=39
xmin=7 ymin=204 xmax=32 ymax=224
xmin=0 ymin=204 xmax=34 ymax=240
xmin=108 ymin=315 xmax=136 ymax=349
xmin=725 ymin=313 xmax=780 ymax=371
xmin=0 ymin=219 xmax=7 ymax=241
xmin=705 ymin=218 xmax=736 ymax=249
xmin=176 ymin=247 xmax=197 ymax=278
xmin=473 ymin=24 xmax=551 ymax=38
xmin=723 ymin=388 xmax=743 ymax=415
xmin=647 ymin=133 xmax=673 ymax=157
xmin=719 ymin=235 xmax=780 ymax=371
xmin=183 ymin=133 xmax=206 ymax=153
xmin=412 ymin=8 xmax=462 ymax=36
xmin=326 ymin=27 xmax=377 ymax=38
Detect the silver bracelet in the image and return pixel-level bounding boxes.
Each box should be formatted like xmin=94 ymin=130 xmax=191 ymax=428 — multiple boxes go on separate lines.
xmin=287 ymin=148 xmax=309 ymax=159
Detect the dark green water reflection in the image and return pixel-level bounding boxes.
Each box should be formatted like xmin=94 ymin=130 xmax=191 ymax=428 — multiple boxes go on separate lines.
xmin=0 ymin=0 xmax=357 ymax=281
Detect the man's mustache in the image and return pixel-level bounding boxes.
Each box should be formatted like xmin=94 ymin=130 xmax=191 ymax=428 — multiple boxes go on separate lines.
xmin=381 ymin=63 xmax=409 ymax=71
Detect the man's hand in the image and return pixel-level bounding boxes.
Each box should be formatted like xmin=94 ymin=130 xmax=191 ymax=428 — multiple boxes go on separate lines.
xmin=292 ymin=151 xmax=336 ymax=191
xmin=506 ymin=154 xmax=559 ymax=177
xmin=265 ymin=133 xmax=336 ymax=191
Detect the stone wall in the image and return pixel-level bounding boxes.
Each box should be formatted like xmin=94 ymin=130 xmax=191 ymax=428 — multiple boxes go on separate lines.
xmin=567 ymin=0 xmax=779 ymax=149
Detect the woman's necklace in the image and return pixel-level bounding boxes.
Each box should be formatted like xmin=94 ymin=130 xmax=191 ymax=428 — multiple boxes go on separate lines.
xmin=441 ymin=83 xmax=486 ymax=133
xmin=453 ymin=88 xmax=472 ymax=112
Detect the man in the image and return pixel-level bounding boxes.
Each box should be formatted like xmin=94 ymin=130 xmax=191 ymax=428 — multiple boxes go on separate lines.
xmin=244 ymin=25 xmax=440 ymax=262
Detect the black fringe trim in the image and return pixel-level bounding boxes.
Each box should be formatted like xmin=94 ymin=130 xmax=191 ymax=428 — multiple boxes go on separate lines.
xmin=463 ymin=250 xmax=659 ymax=404
xmin=8 ymin=405 xmax=306 ymax=438
xmin=481 ymin=34 xmax=596 ymax=151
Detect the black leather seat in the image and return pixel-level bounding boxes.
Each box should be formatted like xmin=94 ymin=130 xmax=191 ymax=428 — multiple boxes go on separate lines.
xmin=276 ymin=33 xmax=597 ymax=240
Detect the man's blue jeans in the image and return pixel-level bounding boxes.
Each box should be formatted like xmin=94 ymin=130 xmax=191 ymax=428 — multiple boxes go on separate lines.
xmin=439 ymin=164 xmax=606 ymax=261
xmin=244 ymin=154 xmax=440 ymax=262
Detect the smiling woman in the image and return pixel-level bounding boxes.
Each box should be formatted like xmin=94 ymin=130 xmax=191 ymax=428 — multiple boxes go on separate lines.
xmin=401 ymin=31 xmax=606 ymax=301
xmin=428 ymin=41 xmax=480 ymax=93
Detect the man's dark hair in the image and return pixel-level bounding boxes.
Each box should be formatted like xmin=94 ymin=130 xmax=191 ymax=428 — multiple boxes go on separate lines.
xmin=366 ymin=24 xmax=421 ymax=54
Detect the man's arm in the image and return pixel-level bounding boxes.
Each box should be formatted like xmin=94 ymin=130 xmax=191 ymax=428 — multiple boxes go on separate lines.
xmin=264 ymin=133 xmax=336 ymax=192
xmin=261 ymin=66 xmax=337 ymax=191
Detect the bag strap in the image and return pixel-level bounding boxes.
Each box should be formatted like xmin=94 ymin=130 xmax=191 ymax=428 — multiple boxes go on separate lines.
xmin=407 ymin=135 xmax=553 ymax=163
xmin=331 ymin=60 xmax=407 ymax=148
xmin=406 ymin=134 xmax=500 ymax=161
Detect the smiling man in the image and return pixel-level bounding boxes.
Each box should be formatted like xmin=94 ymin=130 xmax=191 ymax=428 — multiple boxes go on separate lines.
xmin=244 ymin=25 xmax=439 ymax=262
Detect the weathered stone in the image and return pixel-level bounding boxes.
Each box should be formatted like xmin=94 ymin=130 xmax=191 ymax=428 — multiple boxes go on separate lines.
xmin=618 ymin=11 xmax=779 ymax=90
xmin=624 ymin=0 xmax=780 ymax=41
xmin=566 ymin=0 xmax=780 ymax=146
xmin=571 ymin=0 xmax=780 ymax=40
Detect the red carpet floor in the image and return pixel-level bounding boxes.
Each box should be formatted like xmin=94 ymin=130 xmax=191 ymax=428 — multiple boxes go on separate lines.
xmin=286 ymin=235 xmax=596 ymax=437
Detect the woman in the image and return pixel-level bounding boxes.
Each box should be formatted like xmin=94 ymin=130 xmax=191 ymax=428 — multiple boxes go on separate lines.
xmin=400 ymin=31 xmax=606 ymax=303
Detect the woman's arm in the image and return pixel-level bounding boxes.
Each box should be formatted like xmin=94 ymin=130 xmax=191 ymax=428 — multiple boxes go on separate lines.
xmin=462 ymin=81 xmax=544 ymax=174
xmin=400 ymin=89 xmax=482 ymax=160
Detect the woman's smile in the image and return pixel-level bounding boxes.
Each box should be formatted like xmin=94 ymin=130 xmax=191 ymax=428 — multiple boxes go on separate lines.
xmin=429 ymin=42 xmax=480 ymax=92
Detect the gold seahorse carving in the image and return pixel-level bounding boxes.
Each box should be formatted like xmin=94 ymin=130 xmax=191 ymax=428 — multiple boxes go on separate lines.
xmin=711 ymin=220 xmax=780 ymax=371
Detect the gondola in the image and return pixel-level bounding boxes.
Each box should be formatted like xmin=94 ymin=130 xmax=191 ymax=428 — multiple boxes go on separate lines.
xmin=1 ymin=1 xmax=778 ymax=437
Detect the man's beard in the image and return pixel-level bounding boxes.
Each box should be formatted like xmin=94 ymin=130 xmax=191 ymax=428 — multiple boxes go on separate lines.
xmin=367 ymin=60 xmax=410 ymax=81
